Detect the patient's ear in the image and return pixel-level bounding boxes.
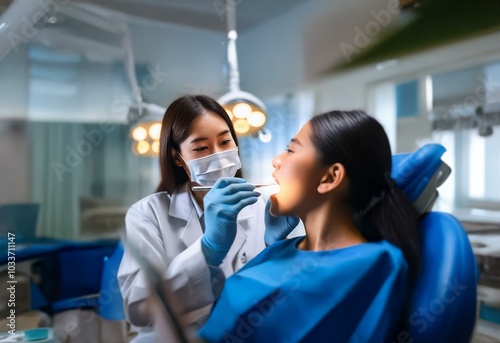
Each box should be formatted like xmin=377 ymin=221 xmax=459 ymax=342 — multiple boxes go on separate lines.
xmin=317 ymin=163 xmax=346 ymax=194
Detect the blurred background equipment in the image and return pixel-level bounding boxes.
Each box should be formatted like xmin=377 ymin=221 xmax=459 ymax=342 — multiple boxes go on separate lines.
xmin=0 ymin=203 xmax=39 ymax=243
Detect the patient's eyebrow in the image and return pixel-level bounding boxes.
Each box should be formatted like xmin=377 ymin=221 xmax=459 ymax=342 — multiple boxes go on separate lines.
xmin=290 ymin=138 xmax=302 ymax=146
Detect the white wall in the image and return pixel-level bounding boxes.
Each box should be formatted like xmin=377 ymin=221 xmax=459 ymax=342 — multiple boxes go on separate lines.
xmin=238 ymin=0 xmax=404 ymax=101
xmin=0 ymin=17 xmax=229 ymax=122
xmin=0 ymin=45 xmax=29 ymax=119
xmin=130 ymin=19 xmax=228 ymax=107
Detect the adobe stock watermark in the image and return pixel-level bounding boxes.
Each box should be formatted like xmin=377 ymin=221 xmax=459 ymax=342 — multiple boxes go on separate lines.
xmin=6 ymin=0 xmax=70 ymax=55
xmin=339 ymin=0 xmax=401 ymax=63
xmin=446 ymin=73 xmax=500 ymax=117
xmin=222 ymin=290 xmax=286 ymax=343
xmin=51 ymin=306 xmax=97 ymax=342
xmin=432 ymin=72 xmax=500 ymax=136
xmin=220 ymin=252 xmax=327 ymax=342
xmin=391 ymin=278 xmax=468 ymax=343
xmin=97 ymin=267 xmax=122 ymax=311
xmin=51 ymin=64 xmax=169 ymax=182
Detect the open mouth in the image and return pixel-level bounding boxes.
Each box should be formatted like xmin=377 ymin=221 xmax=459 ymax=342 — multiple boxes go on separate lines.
xmin=268 ymin=179 xmax=280 ymax=195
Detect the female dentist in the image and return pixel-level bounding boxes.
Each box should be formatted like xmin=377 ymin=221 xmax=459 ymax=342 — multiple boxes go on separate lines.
xmin=117 ymin=95 xmax=297 ymax=341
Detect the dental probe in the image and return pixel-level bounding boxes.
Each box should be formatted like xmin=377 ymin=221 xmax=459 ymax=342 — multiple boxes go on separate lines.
xmin=192 ymin=183 xmax=277 ymax=192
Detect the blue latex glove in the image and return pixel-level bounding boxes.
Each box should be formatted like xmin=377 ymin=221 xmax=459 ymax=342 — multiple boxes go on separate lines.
xmin=201 ymin=177 xmax=260 ymax=266
xmin=264 ymin=198 xmax=300 ymax=245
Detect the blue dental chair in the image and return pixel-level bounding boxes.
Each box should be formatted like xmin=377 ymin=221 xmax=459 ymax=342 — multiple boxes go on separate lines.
xmin=99 ymin=241 xmax=125 ymax=321
xmin=96 ymin=144 xmax=479 ymax=343
xmin=391 ymin=144 xmax=478 ymax=343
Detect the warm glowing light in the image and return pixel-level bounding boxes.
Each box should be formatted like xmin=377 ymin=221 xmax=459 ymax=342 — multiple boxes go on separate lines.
xmin=131 ymin=120 xmax=163 ymax=155
xmin=131 ymin=126 xmax=148 ymax=141
xmin=225 ymin=109 xmax=233 ymax=120
xmin=247 ymin=111 xmax=266 ymax=127
xmin=233 ymin=119 xmax=250 ymax=134
xmin=233 ymin=103 xmax=252 ymax=118
xmin=136 ymin=140 xmax=150 ymax=154
xmin=218 ymin=93 xmax=268 ymax=136
xmin=151 ymin=140 xmax=160 ymax=153
xmin=149 ymin=123 xmax=162 ymax=140
xmin=267 ymin=183 xmax=280 ymax=195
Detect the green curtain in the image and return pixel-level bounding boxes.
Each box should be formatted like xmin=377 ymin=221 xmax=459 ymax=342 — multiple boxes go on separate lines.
xmin=30 ymin=122 xmax=90 ymax=238
xmin=29 ymin=122 xmax=157 ymax=239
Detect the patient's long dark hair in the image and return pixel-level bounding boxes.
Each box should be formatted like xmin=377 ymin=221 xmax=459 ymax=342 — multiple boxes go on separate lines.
xmin=309 ymin=110 xmax=420 ymax=275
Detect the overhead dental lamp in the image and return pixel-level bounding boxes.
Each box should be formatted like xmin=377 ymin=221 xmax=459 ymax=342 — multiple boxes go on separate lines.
xmin=128 ymin=102 xmax=165 ymax=156
xmin=218 ymin=0 xmax=267 ymax=137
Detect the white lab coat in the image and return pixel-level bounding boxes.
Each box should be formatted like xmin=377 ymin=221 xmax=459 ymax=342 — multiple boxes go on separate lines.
xmin=117 ymin=182 xmax=266 ymax=337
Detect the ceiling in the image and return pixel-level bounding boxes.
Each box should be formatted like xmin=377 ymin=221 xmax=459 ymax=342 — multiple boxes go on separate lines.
xmin=0 ymin=0 xmax=309 ymax=64
xmin=2 ymin=0 xmax=499 ymax=109
xmin=331 ymin=0 xmax=500 ymax=72
xmin=72 ymin=0 xmax=307 ymax=32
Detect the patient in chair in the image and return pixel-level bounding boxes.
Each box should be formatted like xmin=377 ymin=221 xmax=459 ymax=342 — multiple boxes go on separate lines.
xmin=198 ymin=110 xmax=422 ymax=342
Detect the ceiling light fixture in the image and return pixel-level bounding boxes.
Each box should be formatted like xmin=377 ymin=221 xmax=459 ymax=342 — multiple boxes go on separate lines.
xmin=218 ymin=0 xmax=267 ymax=137
xmin=129 ymin=102 xmax=165 ymax=156
xmin=116 ymin=12 xmax=165 ymax=156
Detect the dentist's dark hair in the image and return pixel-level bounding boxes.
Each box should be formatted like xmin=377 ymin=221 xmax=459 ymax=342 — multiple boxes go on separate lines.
xmin=156 ymin=95 xmax=242 ymax=194
xmin=309 ymin=110 xmax=420 ymax=275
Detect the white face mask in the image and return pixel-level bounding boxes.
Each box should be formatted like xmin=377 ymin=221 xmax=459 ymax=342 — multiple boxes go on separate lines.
xmin=181 ymin=148 xmax=241 ymax=186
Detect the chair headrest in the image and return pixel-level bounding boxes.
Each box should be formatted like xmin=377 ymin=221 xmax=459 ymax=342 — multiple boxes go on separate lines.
xmin=392 ymin=144 xmax=451 ymax=215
